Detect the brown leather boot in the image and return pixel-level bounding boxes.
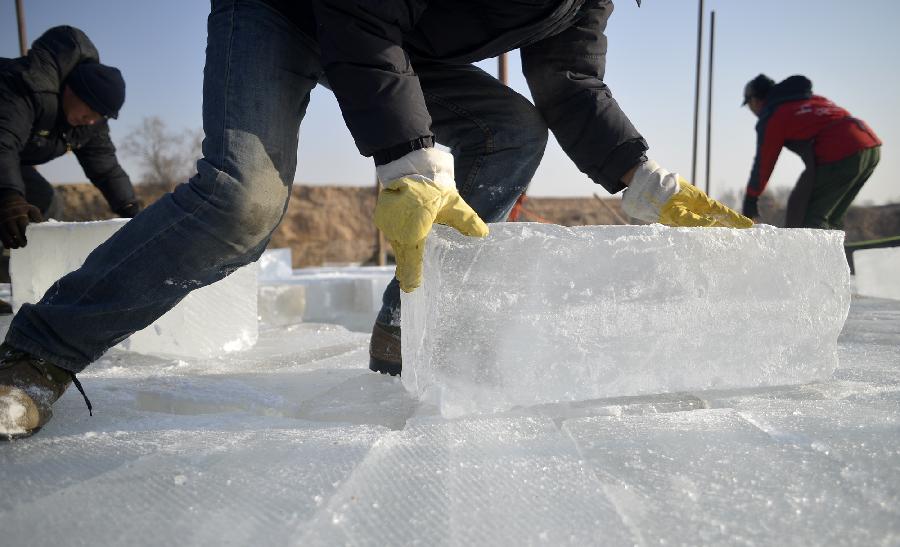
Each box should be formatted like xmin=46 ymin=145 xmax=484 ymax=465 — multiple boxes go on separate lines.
xmin=369 ymin=322 xmax=401 ymax=376
xmin=0 ymin=344 xmax=74 ymax=439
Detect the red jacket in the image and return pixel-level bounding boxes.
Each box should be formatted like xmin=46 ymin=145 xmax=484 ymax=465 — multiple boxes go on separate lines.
xmin=747 ymin=92 xmax=880 ymax=198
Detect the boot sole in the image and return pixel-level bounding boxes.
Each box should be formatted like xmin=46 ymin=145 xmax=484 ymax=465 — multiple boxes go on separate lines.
xmin=369 ymin=356 xmax=401 ymax=377
xmin=0 ymin=426 xmax=42 ymax=441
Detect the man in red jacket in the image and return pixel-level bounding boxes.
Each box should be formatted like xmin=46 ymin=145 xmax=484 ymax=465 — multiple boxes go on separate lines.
xmin=741 ymin=74 xmax=881 ymax=228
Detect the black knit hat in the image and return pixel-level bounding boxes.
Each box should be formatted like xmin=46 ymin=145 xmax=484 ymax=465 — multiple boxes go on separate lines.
xmin=66 ymin=62 xmax=126 ymax=119
xmin=742 ymin=74 xmax=775 ymax=106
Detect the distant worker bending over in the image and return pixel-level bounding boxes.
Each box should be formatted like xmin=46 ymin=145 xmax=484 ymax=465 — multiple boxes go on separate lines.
xmin=0 ymin=25 xmax=141 ymax=252
xmin=741 ymin=74 xmax=881 ymax=228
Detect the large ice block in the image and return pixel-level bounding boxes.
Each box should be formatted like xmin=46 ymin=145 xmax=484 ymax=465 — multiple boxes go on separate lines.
xmin=11 ymin=220 xmax=258 ymax=359
xmin=854 ymin=247 xmax=900 ymax=300
xmin=402 ymin=223 xmax=851 ymax=417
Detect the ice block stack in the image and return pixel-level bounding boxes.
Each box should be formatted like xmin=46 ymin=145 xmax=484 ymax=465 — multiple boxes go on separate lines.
xmin=11 ymin=219 xmax=258 ymax=359
xmin=402 ymin=223 xmax=851 ymax=417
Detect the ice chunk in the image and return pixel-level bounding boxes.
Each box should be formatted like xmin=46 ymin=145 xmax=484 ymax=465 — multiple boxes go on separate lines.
xmin=854 ymin=247 xmax=900 ymax=300
xmin=402 ymin=223 xmax=851 ymax=417
xmin=258 ymin=248 xmax=293 ymax=281
xmin=10 ymin=220 xmax=258 ymax=359
xmin=258 ymin=266 xmax=395 ymax=331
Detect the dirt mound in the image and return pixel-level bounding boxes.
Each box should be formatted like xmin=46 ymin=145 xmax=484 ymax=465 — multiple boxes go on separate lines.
xmin=52 ymin=183 xmax=899 ymax=267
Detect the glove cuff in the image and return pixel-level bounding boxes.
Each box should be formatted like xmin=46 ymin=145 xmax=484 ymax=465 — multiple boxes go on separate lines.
xmin=376 ymin=148 xmax=455 ymax=188
xmin=621 ymin=159 xmax=680 ymax=222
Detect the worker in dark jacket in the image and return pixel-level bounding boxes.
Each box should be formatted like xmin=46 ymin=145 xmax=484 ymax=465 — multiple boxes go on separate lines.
xmin=0 ymin=25 xmax=141 ymax=250
xmin=741 ymin=74 xmax=881 ymax=228
xmin=0 ymin=0 xmax=751 ymax=439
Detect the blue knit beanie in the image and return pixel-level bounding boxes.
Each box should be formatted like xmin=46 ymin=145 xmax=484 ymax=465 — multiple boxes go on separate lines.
xmin=67 ymin=62 xmax=125 ymax=119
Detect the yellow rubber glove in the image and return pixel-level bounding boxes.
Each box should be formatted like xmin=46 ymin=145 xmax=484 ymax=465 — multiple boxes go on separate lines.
xmin=659 ymin=178 xmax=753 ymax=228
xmin=375 ymin=176 xmax=488 ymax=292
xmin=622 ymin=160 xmax=753 ymax=229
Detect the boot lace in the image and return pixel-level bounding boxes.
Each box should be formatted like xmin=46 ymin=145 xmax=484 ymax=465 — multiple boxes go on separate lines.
xmin=68 ymin=373 xmax=93 ymax=416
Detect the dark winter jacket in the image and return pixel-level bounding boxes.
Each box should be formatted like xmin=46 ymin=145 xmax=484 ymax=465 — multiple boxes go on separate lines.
xmin=0 ymin=26 xmax=137 ymax=211
xmin=264 ymin=0 xmax=646 ymax=193
xmin=746 ymin=75 xmax=881 ymax=200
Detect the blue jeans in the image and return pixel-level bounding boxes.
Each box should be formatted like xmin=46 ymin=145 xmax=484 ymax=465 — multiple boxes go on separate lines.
xmin=6 ymin=0 xmax=547 ymax=371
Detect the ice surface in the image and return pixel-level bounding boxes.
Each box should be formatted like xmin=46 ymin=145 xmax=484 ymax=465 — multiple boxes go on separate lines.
xmin=403 ymin=223 xmax=851 ymax=417
xmin=854 ymin=247 xmax=900 ymax=300
xmin=10 ymin=220 xmax=258 ymax=359
xmin=564 ymin=409 xmax=900 ymax=544
xmin=299 ymin=416 xmax=634 ymax=545
xmin=0 ymin=294 xmax=898 ymax=546
xmin=258 ymin=266 xmax=395 ymax=331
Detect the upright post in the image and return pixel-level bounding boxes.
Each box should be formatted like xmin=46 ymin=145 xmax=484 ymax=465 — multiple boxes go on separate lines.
xmin=16 ymin=0 xmax=28 ymax=56
xmin=705 ymin=10 xmax=716 ymax=195
xmin=690 ymin=0 xmax=704 ymax=183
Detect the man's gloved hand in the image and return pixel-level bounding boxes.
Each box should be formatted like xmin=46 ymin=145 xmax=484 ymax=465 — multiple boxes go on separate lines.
xmin=114 ymin=200 xmax=142 ymax=218
xmin=0 ymin=190 xmax=43 ymax=249
xmin=374 ymin=148 xmax=488 ymax=292
xmin=622 ymin=160 xmax=753 ymax=228
xmin=742 ymin=195 xmax=759 ymax=219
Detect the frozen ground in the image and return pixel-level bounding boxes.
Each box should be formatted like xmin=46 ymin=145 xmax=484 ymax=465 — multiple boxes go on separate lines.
xmin=0 ymin=295 xmax=898 ymax=546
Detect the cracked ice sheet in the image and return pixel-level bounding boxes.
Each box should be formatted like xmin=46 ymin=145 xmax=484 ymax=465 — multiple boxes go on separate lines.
xmin=563 ymin=409 xmax=900 ymax=546
xmin=298 ymin=415 xmax=636 ymax=546
xmin=0 ymin=424 xmax=385 ymax=546
xmin=699 ymin=394 xmax=900 ymax=522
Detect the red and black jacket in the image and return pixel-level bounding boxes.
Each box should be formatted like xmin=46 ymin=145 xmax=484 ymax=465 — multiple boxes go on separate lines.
xmin=746 ymin=75 xmax=880 ymax=200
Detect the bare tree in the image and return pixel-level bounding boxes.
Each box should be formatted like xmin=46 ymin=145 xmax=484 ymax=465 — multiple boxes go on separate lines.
xmin=120 ymin=116 xmax=202 ymax=189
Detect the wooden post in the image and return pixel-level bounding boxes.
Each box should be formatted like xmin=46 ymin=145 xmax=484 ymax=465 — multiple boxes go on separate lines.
xmin=16 ymin=0 xmax=28 ymax=56
xmin=498 ymin=52 xmax=508 ymax=85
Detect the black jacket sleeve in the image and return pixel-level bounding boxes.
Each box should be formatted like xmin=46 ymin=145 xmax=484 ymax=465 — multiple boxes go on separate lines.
xmin=521 ymin=0 xmax=647 ymax=194
xmin=0 ymin=80 xmax=35 ymax=196
xmin=311 ymin=0 xmax=434 ymax=158
xmin=74 ymin=123 xmax=136 ymax=212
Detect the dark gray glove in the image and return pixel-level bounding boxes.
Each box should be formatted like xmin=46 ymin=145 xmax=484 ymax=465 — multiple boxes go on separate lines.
xmin=114 ymin=200 xmax=142 ymax=218
xmin=0 ymin=190 xmax=43 ymax=248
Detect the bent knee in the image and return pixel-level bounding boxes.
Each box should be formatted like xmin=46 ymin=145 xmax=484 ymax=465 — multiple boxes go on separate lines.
xmin=189 ymin=159 xmax=290 ymax=250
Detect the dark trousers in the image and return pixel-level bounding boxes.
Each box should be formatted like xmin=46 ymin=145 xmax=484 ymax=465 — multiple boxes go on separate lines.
xmin=21 ymin=165 xmax=61 ymax=219
xmin=802 ymin=147 xmax=880 ymax=229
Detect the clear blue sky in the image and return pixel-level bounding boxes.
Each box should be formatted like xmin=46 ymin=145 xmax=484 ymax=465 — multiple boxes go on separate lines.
xmin=3 ymin=0 xmax=898 ymax=204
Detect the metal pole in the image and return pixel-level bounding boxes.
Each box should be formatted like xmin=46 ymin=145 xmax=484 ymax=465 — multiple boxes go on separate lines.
xmin=15 ymin=0 xmax=28 ymax=56
xmin=705 ymin=10 xmax=715 ymax=195
xmin=690 ymin=0 xmax=704 ymax=183
xmin=498 ymin=52 xmax=508 ymax=86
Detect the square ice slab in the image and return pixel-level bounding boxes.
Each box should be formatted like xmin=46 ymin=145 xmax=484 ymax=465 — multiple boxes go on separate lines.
xmin=402 ymin=223 xmax=851 ymax=417
xmin=854 ymin=246 xmax=900 ymax=300
xmin=258 ymin=266 xmax=395 ymax=331
xmin=11 ymin=219 xmax=258 ymax=359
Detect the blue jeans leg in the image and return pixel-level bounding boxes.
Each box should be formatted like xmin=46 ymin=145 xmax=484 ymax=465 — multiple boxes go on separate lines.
xmin=376 ymin=62 xmax=549 ymax=327
xmin=6 ymin=0 xmax=322 ymax=371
